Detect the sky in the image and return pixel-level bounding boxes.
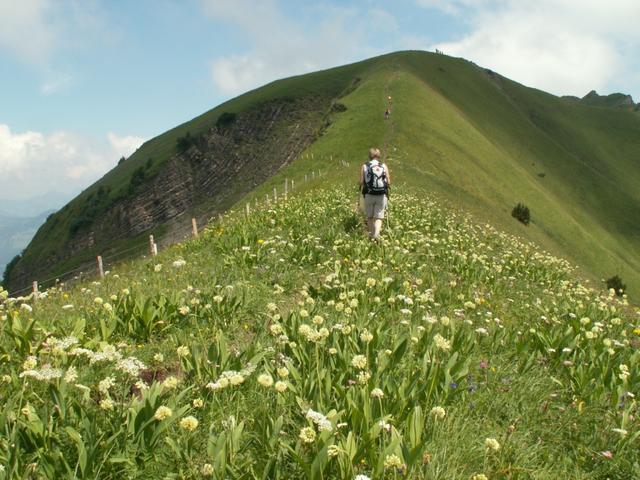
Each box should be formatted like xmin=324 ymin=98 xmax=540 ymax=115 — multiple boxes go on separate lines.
xmin=1 ymin=0 xmax=639 ymax=215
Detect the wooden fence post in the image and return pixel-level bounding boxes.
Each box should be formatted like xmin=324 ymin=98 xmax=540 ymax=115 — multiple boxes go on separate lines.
xmin=291 ymin=179 xmax=294 ymax=191
xmin=32 ymin=281 xmax=38 ymax=300
xmin=246 ymin=203 xmax=250 ymax=217
xmin=153 ymin=243 xmax=158 ymax=256
xmin=97 ymin=256 xmax=105 ymax=279
xmin=149 ymin=235 xmax=156 ymax=256
xmin=284 ymin=179 xmax=288 ymax=199
xmin=273 ymin=187 xmax=277 ymax=202
xmin=192 ymin=218 xmax=199 ymax=238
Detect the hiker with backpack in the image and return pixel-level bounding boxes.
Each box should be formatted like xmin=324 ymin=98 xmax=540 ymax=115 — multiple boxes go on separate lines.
xmin=360 ymin=148 xmax=391 ymax=240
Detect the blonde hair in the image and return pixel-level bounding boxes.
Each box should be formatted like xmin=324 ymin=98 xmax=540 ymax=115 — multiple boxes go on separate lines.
xmin=369 ymin=148 xmax=381 ymax=159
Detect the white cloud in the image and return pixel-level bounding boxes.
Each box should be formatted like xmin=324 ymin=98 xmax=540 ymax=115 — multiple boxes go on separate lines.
xmin=202 ymin=1 xmax=391 ymax=95
xmin=0 ymin=0 xmax=57 ymax=65
xmin=427 ymin=0 xmax=640 ymax=98
xmin=40 ymin=72 xmax=75 ymax=95
xmin=0 ymin=124 xmax=144 ymax=201
xmin=107 ymin=132 xmax=145 ymax=160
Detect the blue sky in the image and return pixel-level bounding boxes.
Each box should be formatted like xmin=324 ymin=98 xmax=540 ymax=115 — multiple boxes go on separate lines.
xmin=1 ymin=0 xmax=639 ymax=213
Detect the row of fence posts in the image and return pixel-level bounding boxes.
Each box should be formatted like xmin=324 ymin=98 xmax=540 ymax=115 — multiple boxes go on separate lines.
xmin=27 ymin=161 xmax=337 ymax=297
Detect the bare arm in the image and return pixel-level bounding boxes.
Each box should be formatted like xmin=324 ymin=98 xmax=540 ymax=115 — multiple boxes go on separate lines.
xmin=359 ymin=164 xmax=365 ymax=188
xmin=385 ymin=165 xmax=391 ymax=186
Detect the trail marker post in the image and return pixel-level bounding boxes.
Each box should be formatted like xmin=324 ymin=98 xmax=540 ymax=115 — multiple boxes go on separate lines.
xmin=149 ymin=235 xmax=156 ymax=256
xmin=32 ymin=281 xmax=38 ymax=300
xmin=192 ymin=218 xmax=199 ymax=238
xmin=97 ymin=256 xmax=105 ymax=279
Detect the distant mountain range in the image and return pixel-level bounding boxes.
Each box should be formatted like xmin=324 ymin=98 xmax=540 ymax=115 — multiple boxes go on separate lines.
xmin=0 ymin=211 xmax=54 ymax=280
xmin=0 ymin=191 xmax=71 ymax=218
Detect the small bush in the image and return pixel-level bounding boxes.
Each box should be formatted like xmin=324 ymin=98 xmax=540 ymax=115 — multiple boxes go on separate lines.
xmin=216 ymin=112 xmax=237 ymax=130
xmin=511 ymin=203 xmax=531 ymax=225
xmin=129 ymin=167 xmax=146 ymax=189
xmin=606 ymin=275 xmax=626 ymax=296
xmin=332 ymin=102 xmax=347 ymax=113
xmin=69 ymin=217 xmax=93 ymax=236
xmin=176 ymin=131 xmax=195 ymax=153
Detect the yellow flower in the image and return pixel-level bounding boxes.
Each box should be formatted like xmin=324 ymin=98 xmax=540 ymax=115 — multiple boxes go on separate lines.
xmin=179 ymin=416 xmax=199 ymax=431
xmin=201 ymin=464 xmax=214 ymax=476
xmin=299 ymin=426 xmax=316 ymax=443
xmin=384 ymin=454 xmax=403 ymax=469
xmin=257 ymin=373 xmax=274 ymax=387
xmin=351 ymin=354 xmax=367 ymax=370
xmin=484 ymin=438 xmax=500 ymax=452
xmin=154 ymin=406 xmax=173 ymax=421
xmin=275 ymin=381 xmax=288 ymax=393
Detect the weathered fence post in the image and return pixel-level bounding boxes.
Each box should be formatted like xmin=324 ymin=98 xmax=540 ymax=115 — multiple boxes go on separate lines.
xmin=273 ymin=187 xmax=277 ymax=202
xmin=149 ymin=235 xmax=156 ymax=256
xmin=97 ymin=255 xmax=105 ymax=279
xmin=153 ymin=243 xmax=158 ymax=256
xmin=284 ymin=179 xmax=288 ymax=200
xmin=192 ymin=218 xmax=199 ymax=238
xmin=246 ymin=203 xmax=250 ymax=217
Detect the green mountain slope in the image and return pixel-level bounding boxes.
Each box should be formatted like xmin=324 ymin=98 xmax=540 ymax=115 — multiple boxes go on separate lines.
xmin=6 ymin=51 xmax=640 ymax=298
xmin=1 ymin=188 xmax=638 ymax=478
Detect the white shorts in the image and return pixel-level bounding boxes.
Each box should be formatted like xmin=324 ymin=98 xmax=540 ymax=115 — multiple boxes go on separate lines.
xmin=363 ymin=194 xmax=388 ymax=219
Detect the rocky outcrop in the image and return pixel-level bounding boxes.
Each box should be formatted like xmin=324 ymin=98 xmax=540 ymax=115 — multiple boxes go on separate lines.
xmin=6 ymin=95 xmax=333 ymax=292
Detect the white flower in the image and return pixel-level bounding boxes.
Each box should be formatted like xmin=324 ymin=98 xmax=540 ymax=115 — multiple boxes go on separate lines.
xmin=64 ymin=367 xmax=78 ymax=383
xmin=360 ymin=329 xmax=373 ymax=342
xmin=370 ymin=388 xmax=384 ymax=399
xmin=179 ymin=416 xmax=199 ymax=431
xmin=430 ymin=406 xmax=446 ymax=419
xmin=299 ymin=426 xmax=316 ymax=443
xmin=484 ymin=437 xmax=500 ymax=452
xmin=433 ymin=333 xmax=451 ymax=351
xmin=116 ymin=357 xmax=147 ymax=377
xmin=154 ymin=406 xmax=172 ymax=420
xmin=201 ymin=464 xmax=214 ymax=476
xmin=351 ymin=355 xmax=367 ymax=369
xmin=176 ymin=345 xmax=190 ymax=357
xmin=172 ymin=259 xmax=186 ymax=268
xmin=257 ymin=373 xmax=274 ymax=387
xmin=98 ymin=376 xmax=115 ymax=394
xmin=306 ymin=409 xmax=333 ymax=432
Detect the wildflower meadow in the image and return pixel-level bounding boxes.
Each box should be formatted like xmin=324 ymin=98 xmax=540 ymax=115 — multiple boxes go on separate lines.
xmin=0 ymin=189 xmax=638 ymax=479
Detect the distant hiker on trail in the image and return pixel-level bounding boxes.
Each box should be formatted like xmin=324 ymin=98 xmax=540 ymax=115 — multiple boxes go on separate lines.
xmin=384 ymin=108 xmax=390 ymax=120
xmin=360 ymin=148 xmax=391 ymax=240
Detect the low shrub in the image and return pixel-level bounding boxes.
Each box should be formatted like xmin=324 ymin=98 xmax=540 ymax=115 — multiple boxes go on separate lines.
xmin=606 ymin=275 xmax=626 ymax=296
xmin=511 ymin=203 xmax=530 ymax=225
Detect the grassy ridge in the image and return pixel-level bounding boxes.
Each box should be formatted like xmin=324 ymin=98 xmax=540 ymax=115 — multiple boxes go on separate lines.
xmin=263 ymin=51 xmax=640 ymax=297
xmin=8 ymin=51 xmax=640 ymax=300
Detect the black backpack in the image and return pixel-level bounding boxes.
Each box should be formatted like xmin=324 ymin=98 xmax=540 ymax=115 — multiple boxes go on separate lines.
xmin=363 ymin=161 xmax=388 ymax=195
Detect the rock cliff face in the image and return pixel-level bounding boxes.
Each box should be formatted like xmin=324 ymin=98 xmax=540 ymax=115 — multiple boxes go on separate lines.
xmin=6 ymin=95 xmax=332 ymax=292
